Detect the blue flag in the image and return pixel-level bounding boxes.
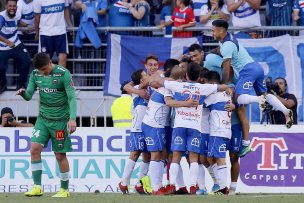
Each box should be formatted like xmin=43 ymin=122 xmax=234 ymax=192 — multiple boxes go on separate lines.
xmin=104 ymin=34 xmax=202 ymax=96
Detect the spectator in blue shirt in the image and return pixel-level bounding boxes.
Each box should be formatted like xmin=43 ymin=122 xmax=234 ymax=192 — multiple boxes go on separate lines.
xmin=293 ymin=0 xmax=304 ymax=35
xmin=160 ymin=0 xmax=173 ymax=35
xmin=108 ymin=0 xmax=134 ymax=27
xmin=267 ymin=0 xmax=293 ymax=36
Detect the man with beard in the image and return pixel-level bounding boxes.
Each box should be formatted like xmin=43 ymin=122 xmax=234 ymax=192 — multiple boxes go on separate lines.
xmin=0 ymin=0 xmax=31 ymax=94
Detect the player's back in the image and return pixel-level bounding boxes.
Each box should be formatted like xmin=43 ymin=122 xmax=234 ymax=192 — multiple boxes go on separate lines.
xmin=219 ymin=34 xmax=253 ymax=78
xmin=204 ymin=91 xmax=231 ymax=139
xmin=163 ymin=80 xmax=218 ymax=131
xmin=142 ymin=87 xmax=171 ymax=128
xmin=33 ymin=65 xmax=74 ymax=120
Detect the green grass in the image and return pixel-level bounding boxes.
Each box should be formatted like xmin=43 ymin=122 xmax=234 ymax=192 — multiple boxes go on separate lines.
xmin=0 ymin=193 xmax=303 ymax=203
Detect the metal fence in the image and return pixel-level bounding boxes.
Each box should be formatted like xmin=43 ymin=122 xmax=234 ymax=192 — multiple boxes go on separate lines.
xmin=6 ymin=26 xmax=304 ymax=91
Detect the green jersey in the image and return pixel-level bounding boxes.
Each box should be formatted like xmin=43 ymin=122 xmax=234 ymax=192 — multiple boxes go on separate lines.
xmin=22 ymin=65 xmax=77 ymax=121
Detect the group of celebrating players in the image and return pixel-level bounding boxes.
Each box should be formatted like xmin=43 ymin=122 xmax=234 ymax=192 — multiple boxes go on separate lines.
xmin=118 ymin=19 xmax=294 ymax=196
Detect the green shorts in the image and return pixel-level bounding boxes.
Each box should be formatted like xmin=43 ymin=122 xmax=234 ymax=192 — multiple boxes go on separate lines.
xmin=31 ymin=116 xmax=73 ymax=153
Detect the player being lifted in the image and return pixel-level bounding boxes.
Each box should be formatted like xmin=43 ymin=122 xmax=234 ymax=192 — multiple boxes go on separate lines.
xmin=211 ymin=19 xmax=293 ymax=157
xmin=17 ymin=53 xmax=77 ymax=198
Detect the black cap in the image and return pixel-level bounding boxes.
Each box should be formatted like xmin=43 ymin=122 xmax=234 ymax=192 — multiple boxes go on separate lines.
xmin=1 ymin=107 xmax=14 ymax=116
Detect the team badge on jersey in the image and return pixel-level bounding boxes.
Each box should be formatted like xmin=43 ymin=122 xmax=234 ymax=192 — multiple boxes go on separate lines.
xmin=52 ymin=79 xmax=58 ymax=85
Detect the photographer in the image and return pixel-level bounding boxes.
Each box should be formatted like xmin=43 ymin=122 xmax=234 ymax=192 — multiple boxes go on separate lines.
xmin=1 ymin=107 xmax=33 ymax=127
xmin=270 ymin=77 xmax=298 ymax=125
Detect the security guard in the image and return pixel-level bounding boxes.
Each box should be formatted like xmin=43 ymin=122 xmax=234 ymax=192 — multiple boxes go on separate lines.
xmin=111 ymin=82 xmax=133 ymax=127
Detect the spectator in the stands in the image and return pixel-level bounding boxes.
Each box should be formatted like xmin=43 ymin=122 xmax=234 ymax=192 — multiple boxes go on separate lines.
xmin=108 ymin=0 xmax=134 ymax=27
xmin=200 ymin=0 xmax=230 ymax=40
xmin=293 ymin=0 xmax=304 ymax=35
xmin=34 ymin=0 xmax=72 ymax=68
xmin=17 ymin=0 xmax=36 ymax=57
xmin=122 ymin=0 xmax=150 ymax=26
xmin=159 ymin=0 xmax=196 ymax=37
xmin=192 ymin=0 xmax=207 ymax=26
xmin=160 ymin=0 xmax=173 ymax=36
xmin=227 ymin=0 xmax=261 ymax=39
xmin=0 ymin=0 xmax=31 ymax=94
xmin=266 ymin=0 xmax=293 ymax=37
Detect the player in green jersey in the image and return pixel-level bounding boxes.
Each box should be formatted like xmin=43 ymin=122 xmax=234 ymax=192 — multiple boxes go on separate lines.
xmin=16 ymin=53 xmax=77 ymax=198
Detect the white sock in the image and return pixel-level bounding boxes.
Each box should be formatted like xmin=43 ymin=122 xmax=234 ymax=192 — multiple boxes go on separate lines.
xmin=122 ymin=159 xmax=136 ymax=186
xmin=237 ymin=94 xmax=259 ymax=105
xmin=207 ymin=165 xmax=218 ymax=184
xmin=138 ymin=161 xmax=149 ymax=181
xmin=217 ymin=165 xmax=228 ymax=189
xmin=242 ymin=140 xmax=250 ymax=146
xmin=211 ymin=164 xmax=219 ymax=184
xmin=169 ymin=163 xmax=179 ymax=186
xmin=230 ymin=181 xmax=237 ymax=190
xmin=197 ymin=164 xmax=206 ymax=190
xmin=176 ymin=164 xmax=185 ymax=188
xmin=149 ymin=161 xmax=160 ymax=191
xmin=266 ymin=94 xmax=289 ymax=115
xmin=158 ymin=161 xmax=164 ymax=188
xmin=190 ymin=162 xmax=199 ymax=187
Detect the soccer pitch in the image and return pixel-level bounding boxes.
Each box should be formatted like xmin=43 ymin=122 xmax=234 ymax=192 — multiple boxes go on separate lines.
xmin=0 ymin=193 xmax=302 ymax=203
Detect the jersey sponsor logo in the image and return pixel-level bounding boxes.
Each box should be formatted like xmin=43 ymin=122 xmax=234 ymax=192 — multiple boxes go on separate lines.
xmin=39 ymin=87 xmax=58 ymax=93
xmin=53 ymin=74 xmax=63 ymax=77
xmin=41 ymin=3 xmax=64 ymax=14
xmin=55 ymin=130 xmax=65 ymax=141
xmin=176 ymin=110 xmax=200 ymax=118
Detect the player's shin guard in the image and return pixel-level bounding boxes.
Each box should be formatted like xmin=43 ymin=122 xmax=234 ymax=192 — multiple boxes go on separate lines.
xmin=207 ymin=164 xmax=218 ymax=184
xmin=31 ymin=160 xmax=42 ymax=185
xmin=149 ymin=161 xmax=160 ymax=191
xmin=197 ymin=164 xmax=206 ymax=189
xmin=60 ymin=171 xmax=70 ymax=190
xmin=169 ymin=163 xmax=179 ymax=186
xmin=176 ymin=164 xmax=185 ymax=188
xmin=217 ymin=165 xmax=227 ymax=189
xmin=190 ymin=162 xmax=199 ymax=187
xmin=122 ymin=159 xmax=136 ymax=186
xmin=138 ymin=161 xmax=149 ymax=180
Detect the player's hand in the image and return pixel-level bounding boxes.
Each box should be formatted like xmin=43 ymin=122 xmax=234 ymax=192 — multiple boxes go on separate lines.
xmin=67 ymin=120 xmax=77 ymax=134
xmin=225 ymin=87 xmax=234 ymax=95
xmin=35 ymin=33 xmax=39 ymax=41
xmin=6 ymin=40 xmax=15 ymax=48
xmin=16 ymin=88 xmax=26 ymax=96
xmin=184 ymin=98 xmax=199 ymax=107
xmin=225 ymin=100 xmax=235 ymax=112
xmin=138 ymin=89 xmax=150 ymax=100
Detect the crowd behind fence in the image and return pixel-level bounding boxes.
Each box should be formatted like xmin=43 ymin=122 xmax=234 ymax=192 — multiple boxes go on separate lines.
xmin=6 ymin=26 xmax=304 ymax=91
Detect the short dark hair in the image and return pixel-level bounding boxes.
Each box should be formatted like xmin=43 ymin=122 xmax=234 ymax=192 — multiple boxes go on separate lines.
xmin=1 ymin=107 xmax=14 ymax=116
xmin=131 ymin=69 xmax=144 ymax=85
xmin=145 ymin=55 xmax=158 ymax=64
xmin=204 ymin=71 xmax=221 ymax=84
xmin=164 ymin=58 xmax=180 ymax=77
xmin=199 ymin=68 xmax=209 ymax=79
xmin=187 ymin=62 xmax=201 ymax=81
xmin=212 ymin=19 xmax=229 ymax=30
xmin=33 ymin=53 xmax=50 ymax=69
xmin=6 ymin=0 xmax=17 ymax=4
xmin=120 ymin=81 xmax=129 ymax=94
xmin=189 ymin=44 xmax=202 ymax=52
xmin=181 ymin=0 xmax=191 ymax=6
xmin=275 ymin=77 xmax=287 ymax=86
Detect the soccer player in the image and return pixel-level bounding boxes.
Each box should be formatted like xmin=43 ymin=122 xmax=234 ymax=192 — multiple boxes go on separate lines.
xmin=211 ymin=19 xmax=293 ymax=157
xmin=149 ymin=62 xmax=228 ymax=194
xmin=204 ymin=71 xmax=232 ymax=195
xmin=119 ymin=69 xmax=151 ymax=195
xmin=17 ymin=53 xmax=77 ymax=198
xmin=142 ymin=65 xmax=197 ymax=195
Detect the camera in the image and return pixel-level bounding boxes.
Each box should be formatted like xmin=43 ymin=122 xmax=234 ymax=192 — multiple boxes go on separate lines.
xmin=6 ymin=116 xmax=14 ymax=123
xmin=265 ymin=77 xmax=281 ymax=95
